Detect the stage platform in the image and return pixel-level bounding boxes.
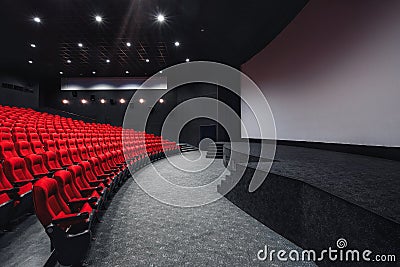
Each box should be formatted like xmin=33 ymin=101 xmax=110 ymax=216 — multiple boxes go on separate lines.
xmin=219 ymin=143 xmax=400 ymax=266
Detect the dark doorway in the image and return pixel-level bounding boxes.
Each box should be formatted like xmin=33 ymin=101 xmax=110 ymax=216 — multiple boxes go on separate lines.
xmin=199 ymin=124 xmax=217 ymax=150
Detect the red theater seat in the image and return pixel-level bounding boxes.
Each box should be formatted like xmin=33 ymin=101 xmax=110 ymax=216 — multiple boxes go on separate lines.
xmin=44 ymin=140 xmax=57 ymax=152
xmin=53 ymin=170 xmax=98 ymax=212
xmin=27 ymin=133 xmax=40 ymax=143
xmin=31 ymin=141 xmax=46 ymax=154
xmin=67 ymin=165 xmax=105 ymax=197
xmin=76 ymin=139 xmax=84 ymax=148
xmin=0 ymin=141 xmax=19 ymax=161
xmin=50 ymin=133 xmax=60 ymax=141
xmin=4 ymin=157 xmax=36 ymax=186
xmin=78 ymin=147 xmax=89 ymax=161
xmin=79 ymin=161 xmax=111 ymax=191
xmin=42 ymin=151 xmax=63 ymax=172
xmin=39 ymin=133 xmax=50 ymax=143
xmin=0 ymin=133 xmax=12 ymax=142
xmin=67 ymin=139 xmax=77 ymax=149
xmin=25 ymin=154 xmax=50 ymax=179
xmin=56 ymin=140 xmax=67 ymax=150
xmin=0 ymin=127 xmax=11 ymax=134
xmin=33 ymin=177 xmax=92 ymax=266
xmin=15 ymin=141 xmax=34 ymax=157
xmin=68 ymin=148 xmax=82 ymax=164
xmin=56 ymin=149 xmax=73 ymax=168
xmin=0 ymin=165 xmax=15 ymax=226
xmin=12 ymin=132 xmax=27 ymax=142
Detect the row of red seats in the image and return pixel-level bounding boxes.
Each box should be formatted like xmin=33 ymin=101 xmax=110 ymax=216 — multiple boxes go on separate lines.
xmin=0 ymin=104 xmax=180 ymax=266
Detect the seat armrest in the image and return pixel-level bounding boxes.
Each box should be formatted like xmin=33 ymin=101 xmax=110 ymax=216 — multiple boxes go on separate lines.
xmin=80 ymin=187 xmax=98 ymax=193
xmin=68 ymin=198 xmax=91 ymax=205
xmin=0 ymin=188 xmax=19 ymax=195
xmin=88 ymin=181 xmax=101 ymax=186
xmin=51 ymin=212 xmax=89 ymax=225
xmin=12 ymin=180 xmax=35 ymax=186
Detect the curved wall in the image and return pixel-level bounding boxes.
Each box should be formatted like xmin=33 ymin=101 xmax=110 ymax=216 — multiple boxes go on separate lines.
xmin=241 ymin=0 xmax=400 ymax=147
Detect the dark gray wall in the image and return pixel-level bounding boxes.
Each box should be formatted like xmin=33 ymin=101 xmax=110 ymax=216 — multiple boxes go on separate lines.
xmin=40 ymin=79 xmax=240 ymax=146
xmin=0 ymin=75 xmax=39 ymax=108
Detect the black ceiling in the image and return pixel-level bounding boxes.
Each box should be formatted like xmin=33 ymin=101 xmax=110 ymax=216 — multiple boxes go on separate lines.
xmin=0 ymin=0 xmax=308 ymax=78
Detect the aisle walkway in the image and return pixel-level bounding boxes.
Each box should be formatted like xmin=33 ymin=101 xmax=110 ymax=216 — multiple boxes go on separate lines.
xmin=85 ymin=152 xmax=316 ymax=267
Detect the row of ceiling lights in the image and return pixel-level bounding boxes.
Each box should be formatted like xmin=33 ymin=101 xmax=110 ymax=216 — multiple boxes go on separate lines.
xmin=62 ymin=98 xmax=164 ymax=105
xmin=29 ymin=14 xmax=190 ymax=75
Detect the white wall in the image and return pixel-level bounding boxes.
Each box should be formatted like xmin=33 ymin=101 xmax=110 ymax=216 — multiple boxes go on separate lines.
xmin=241 ymin=0 xmax=400 ymax=147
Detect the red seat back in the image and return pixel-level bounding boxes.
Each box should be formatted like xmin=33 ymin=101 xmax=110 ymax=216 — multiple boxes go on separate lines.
xmin=4 ymin=157 xmax=34 ymax=183
xmin=33 ymin=177 xmax=72 ymax=227
xmin=0 ymin=141 xmax=19 ymax=160
xmin=15 ymin=141 xmax=34 ymax=157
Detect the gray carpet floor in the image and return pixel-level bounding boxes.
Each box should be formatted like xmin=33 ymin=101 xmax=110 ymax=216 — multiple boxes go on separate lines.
xmin=247 ymin=145 xmax=400 ymax=223
xmin=85 ymin=151 xmax=316 ymax=267
xmin=0 ymin=152 xmax=316 ymax=266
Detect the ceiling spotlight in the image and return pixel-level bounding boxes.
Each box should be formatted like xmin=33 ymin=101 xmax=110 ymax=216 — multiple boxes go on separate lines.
xmin=185 ymin=58 xmax=190 ymax=62
xmin=145 ymin=59 xmax=150 ymax=63
xmin=100 ymin=99 xmax=106 ymax=104
xmin=201 ymin=29 xmax=205 ymax=32
xmin=78 ymin=43 xmax=83 ymax=47
xmin=81 ymin=99 xmax=88 ymax=104
xmin=28 ymin=60 xmax=33 ymax=64
xmin=126 ymin=42 xmax=131 ymax=47
xmin=157 ymin=14 xmax=165 ymax=23
xmin=106 ymin=59 xmax=110 ymax=63
xmin=125 ymin=70 xmax=129 ymax=74
xmin=95 ymin=15 xmax=102 ymax=23
xmin=159 ymin=71 xmax=163 ymax=74
xmin=62 ymin=99 xmax=69 ymax=104
xmin=119 ymin=99 xmax=126 ymax=104
xmin=33 ymin=17 xmax=41 ymax=23
xmin=159 ymin=98 xmax=164 ymax=103
xmin=174 ymin=41 xmax=180 ymax=47
xmin=59 ymin=71 xmax=63 ymax=75
xmin=92 ymin=71 xmax=96 ymax=74
xmin=67 ymin=59 xmax=71 ymax=64
xmin=30 ymin=44 xmax=36 ymax=48
xmin=139 ymin=98 xmax=145 ymax=104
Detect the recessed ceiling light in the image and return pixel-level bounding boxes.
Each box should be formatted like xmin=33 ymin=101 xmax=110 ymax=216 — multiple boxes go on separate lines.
xmin=159 ymin=71 xmax=163 ymax=74
xmin=159 ymin=98 xmax=164 ymax=103
xmin=157 ymin=14 xmax=165 ymax=22
xmin=145 ymin=59 xmax=150 ymax=63
xmin=95 ymin=15 xmax=102 ymax=22
xmin=139 ymin=98 xmax=145 ymax=104
xmin=119 ymin=98 xmax=126 ymax=104
xmin=30 ymin=44 xmax=36 ymax=48
xmin=78 ymin=43 xmax=83 ymax=47
xmin=28 ymin=60 xmax=33 ymax=64
xmin=201 ymin=29 xmax=205 ymax=32
xmin=59 ymin=71 xmax=63 ymax=75
xmin=186 ymin=58 xmax=190 ymax=62
xmin=81 ymin=99 xmax=88 ymax=104
xmin=67 ymin=59 xmax=71 ymax=64
xmin=174 ymin=41 xmax=180 ymax=47
xmin=92 ymin=71 xmax=96 ymax=74
xmin=126 ymin=42 xmax=131 ymax=47
xmin=106 ymin=59 xmax=110 ymax=63
xmin=33 ymin=17 xmax=41 ymax=23
xmin=100 ymin=99 xmax=106 ymax=104
xmin=62 ymin=99 xmax=69 ymax=104
xmin=125 ymin=70 xmax=129 ymax=74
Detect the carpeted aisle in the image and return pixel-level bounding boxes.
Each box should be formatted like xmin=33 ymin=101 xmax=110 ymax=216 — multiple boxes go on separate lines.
xmin=85 ymin=151 xmax=316 ymax=267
